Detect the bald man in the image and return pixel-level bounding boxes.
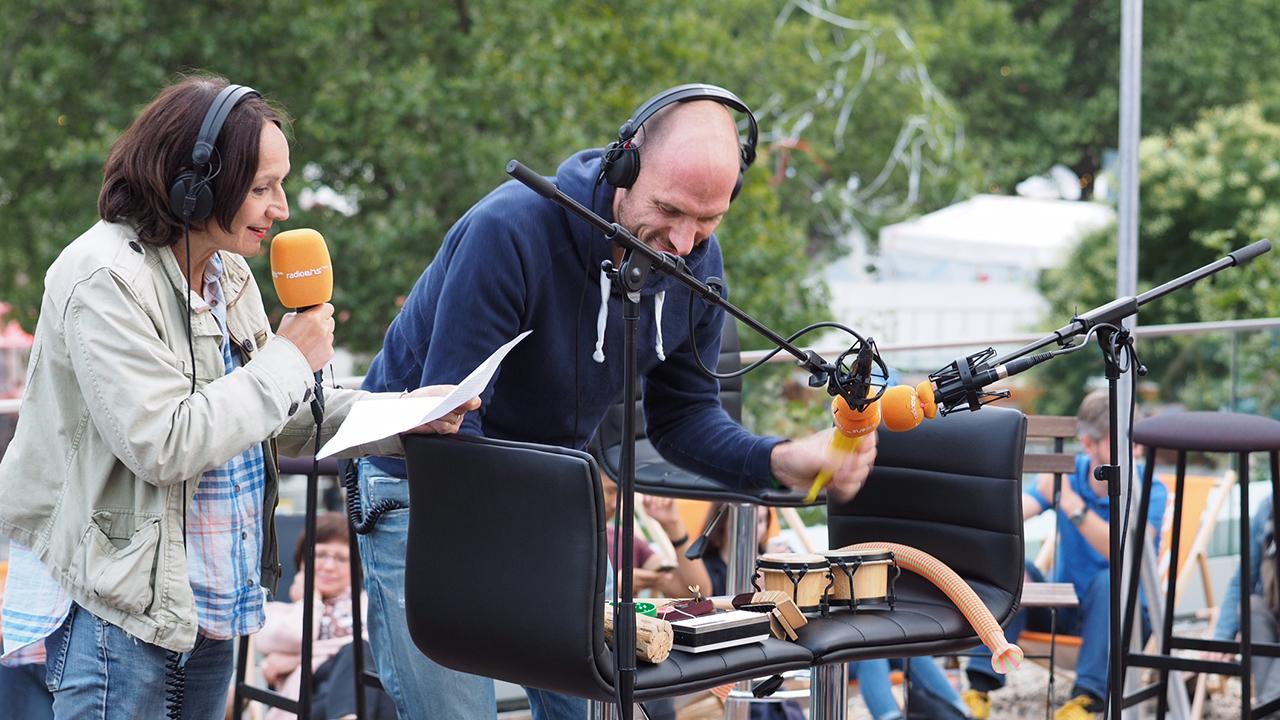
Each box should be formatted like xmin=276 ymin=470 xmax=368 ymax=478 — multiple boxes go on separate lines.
xmin=357 ymin=94 xmax=877 ymax=720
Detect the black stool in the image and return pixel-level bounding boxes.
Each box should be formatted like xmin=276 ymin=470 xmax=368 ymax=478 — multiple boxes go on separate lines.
xmin=1123 ymin=411 xmax=1280 ymax=718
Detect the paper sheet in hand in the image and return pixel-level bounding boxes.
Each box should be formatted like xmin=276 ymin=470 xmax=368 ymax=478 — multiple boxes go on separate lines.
xmin=317 ymin=330 xmax=531 ymax=459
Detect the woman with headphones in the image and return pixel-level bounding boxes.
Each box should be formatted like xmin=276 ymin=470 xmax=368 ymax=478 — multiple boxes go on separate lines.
xmin=0 ymin=74 xmax=476 ymax=719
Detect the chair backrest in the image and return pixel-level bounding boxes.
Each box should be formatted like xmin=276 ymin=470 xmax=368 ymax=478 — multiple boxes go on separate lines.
xmin=594 ymin=317 xmax=742 ymax=455
xmin=827 ymin=406 xmax=1027 ymax=604
xmin=400 ymin=434 xmax=614 ymax=700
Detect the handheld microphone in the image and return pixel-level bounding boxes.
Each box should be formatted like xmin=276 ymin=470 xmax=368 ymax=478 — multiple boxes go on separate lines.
xmin=270 ymin=228 xmax=333 ymax=310
xmin=270 ymin=228 xmax=334 ymax=412
xmin=804 ymin=391 xmax=882 ymax=503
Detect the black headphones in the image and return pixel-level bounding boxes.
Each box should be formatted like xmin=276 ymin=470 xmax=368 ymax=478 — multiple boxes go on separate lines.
xmin=599 ymin=83 xmax=758 ymax=201
xmin=168 ymin=83 xmax=261 ymax=223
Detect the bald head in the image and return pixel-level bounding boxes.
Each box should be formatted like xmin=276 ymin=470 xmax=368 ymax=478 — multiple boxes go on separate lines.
xmin=612 ymin=100 xmax=745 ymax=258
xmin=636 ymin=100 xmax=742 ymax=189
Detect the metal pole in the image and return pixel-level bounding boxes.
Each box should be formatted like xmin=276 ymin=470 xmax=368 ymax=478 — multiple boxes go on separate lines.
xmin=724 ymin=503 xmax=761 ymax=720
xmin=810 ymin=663 xmax=849 ymax=720
xmin=1116 ymin=1 xmax=1143 ymax=717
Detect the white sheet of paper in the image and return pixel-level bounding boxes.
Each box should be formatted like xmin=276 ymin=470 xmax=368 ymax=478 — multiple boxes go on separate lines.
xmin=316 ymin=330 xmax=531 ymax=459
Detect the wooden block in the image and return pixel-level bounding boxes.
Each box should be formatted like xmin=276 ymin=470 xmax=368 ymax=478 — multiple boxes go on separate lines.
xmin=772 ymin=608 xmax=799 ymax=641
xmin=768 ymin=612 xmax=786 ymax=640
xmin=772 ymin=597 xmax=807 ymax=630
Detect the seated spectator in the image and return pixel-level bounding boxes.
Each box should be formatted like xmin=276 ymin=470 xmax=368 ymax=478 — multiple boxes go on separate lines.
xmin=964 ymin=389 xmax=1167 ymax=720
xmin=1211 ymin=493 xmax=1280 ymax=709
xmin=602 ymin=473 xmax=712 ymax=599
xmin=254 ymin=513 xmax=394 ymax=720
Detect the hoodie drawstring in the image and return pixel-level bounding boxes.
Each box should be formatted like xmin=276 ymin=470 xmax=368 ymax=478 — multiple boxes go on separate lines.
xmin=653 ymin=290 xmax=666 ymax=361
xmin=593 ymin=269 xmax=610 ymax=363
xmin=592 ymin=272 xmax=667 ymax=364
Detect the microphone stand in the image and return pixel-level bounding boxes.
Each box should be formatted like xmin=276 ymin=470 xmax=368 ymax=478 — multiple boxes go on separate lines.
xmin=929 ymin=239 xmax=1270 ymax=720
xmin=505 ymin=159 xmax=865 ymax=718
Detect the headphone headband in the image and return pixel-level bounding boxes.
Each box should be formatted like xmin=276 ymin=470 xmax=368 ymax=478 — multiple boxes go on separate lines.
xmin=617 ymin=83 xmax=758 ymax=167
xmin=601 ymin=83 xmax=759 ymax=201
xmin=192 ymin=84 xmax=260 ymax=167
xmin=169 ymin=82 xmax=261 ymax=223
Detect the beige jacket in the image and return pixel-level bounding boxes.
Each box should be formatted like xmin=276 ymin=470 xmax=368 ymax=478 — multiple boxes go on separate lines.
xmin=0 ymin=221 xmax=400 ymax=652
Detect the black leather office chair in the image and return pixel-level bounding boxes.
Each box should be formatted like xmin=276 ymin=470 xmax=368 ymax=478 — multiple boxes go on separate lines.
xmin=400 ymin=434 xmax=813 ymax=702
xmin=592 ymin=319 xmax=815 ymax=506
xmin=799 ymin=406 xmax=1028 ymax=663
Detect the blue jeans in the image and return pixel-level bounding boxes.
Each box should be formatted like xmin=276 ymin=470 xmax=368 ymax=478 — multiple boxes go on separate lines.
xmin=968 ymin=564 xmax=1110 ymax=700
xmin=853 ymin=659 xmax=902 ymax=720
xmin=356 ymin=459 xmax=497 ymax=719
xmin=897 ymin=656 xmax=968 ymax=717
xmin=0 ymin=661 xmax=53 ymax=720
xmin=43 ymin=604 xmax=232 ymax=719
xmin=852 ymin=657 xmax=965 ymax=720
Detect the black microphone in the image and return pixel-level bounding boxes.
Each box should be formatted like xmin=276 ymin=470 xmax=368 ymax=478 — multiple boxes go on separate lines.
xmin=929 ymin=348 xmax=1057 ymax=415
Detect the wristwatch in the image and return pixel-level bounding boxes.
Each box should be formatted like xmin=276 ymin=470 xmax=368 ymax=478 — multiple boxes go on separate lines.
xmin=1069 ymin=506 xmax=1088 ymax=527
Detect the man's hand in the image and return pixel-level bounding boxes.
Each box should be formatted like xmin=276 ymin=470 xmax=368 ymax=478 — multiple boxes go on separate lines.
xmin=771 ymin=428 xmax=878 ymax=504
xmin=403 ymin=385 xmax=482 ymax=435
xmin=1037 ymin=474 xmax=1085 ymax=515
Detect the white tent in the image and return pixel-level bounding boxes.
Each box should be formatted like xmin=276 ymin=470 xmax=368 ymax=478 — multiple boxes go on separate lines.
xmin=824 ymin=195 xmax=1115 ymax=371
xmin=877 ymin=194 xmax=1116 ymax=281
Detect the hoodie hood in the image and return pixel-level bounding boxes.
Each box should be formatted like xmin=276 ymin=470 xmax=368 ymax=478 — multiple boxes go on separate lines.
xmin=554 ymin=149 xmax=717 ymax=298
xmin=555 ymin=149 xmax=720 ymax=363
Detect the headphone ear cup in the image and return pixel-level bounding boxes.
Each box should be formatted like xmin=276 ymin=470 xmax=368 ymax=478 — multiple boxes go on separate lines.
xmin=602 ymin=141 xmax=641 ymax=190
xmin=169 ymin=171 xmax=214 ymax=223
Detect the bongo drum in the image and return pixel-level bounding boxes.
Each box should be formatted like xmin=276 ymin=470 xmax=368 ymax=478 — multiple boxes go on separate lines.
xmin=753 ymin=553 xmax=831 ymax=613
xmin=823 ymin=548 xmax=898 ymax=610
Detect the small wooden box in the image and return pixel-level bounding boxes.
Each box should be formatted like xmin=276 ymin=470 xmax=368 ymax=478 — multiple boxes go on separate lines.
xmin=670 ymin=610 xmax=772 ymax=653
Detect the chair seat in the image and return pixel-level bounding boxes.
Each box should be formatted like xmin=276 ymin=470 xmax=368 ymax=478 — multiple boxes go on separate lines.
xmin=602 ymin=438 xmax=820 ymax=506
xmin=794 ymin=575 xmax=1016 ymax=664
xmin=601 ymin=638 xmax=814 ymax=701
xmin=1132 ymin=411 xmax=1280 ymax=452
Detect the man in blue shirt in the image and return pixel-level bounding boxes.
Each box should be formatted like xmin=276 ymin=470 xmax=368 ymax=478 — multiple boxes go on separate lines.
xmin=963 ymin=390 xmax=1168 ymax=720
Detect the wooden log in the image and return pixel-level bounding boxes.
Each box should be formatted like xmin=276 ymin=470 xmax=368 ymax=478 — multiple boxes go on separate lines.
xmin=603 ymin=606 xmax=674 ymax=663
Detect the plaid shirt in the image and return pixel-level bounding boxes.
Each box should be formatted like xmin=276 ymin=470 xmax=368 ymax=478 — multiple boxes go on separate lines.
xmin=1 ymin=254 xmax=267 ymax=662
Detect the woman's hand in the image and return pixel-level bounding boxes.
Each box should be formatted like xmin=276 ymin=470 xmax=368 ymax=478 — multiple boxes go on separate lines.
xmin=261 ymin=651 xmax=301 ymax=687
xmin=276 ymin=303 xmax=336 ymax=373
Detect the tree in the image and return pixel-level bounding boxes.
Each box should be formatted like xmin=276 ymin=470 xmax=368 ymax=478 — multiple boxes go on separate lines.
xmin=1 ymin=0 xmax=974 ymax=363
xmin=1036 ymin=104 xmax=1280 ymax=414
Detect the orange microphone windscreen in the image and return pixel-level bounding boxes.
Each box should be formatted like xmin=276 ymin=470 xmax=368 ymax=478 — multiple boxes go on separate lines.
xmin=915 ymin=380 xmax=938 ymax=419
xmin=881 ymin=384 xmax=926 ymax=432
xmin=270 ymin=228 xmax=333 ymax=309
xmin=832 ymin=393 xmax=881 ymax=438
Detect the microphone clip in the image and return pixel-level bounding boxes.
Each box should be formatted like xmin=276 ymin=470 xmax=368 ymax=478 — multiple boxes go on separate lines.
xmin=930 ymin=347 xmax=1010 ymax=415
xmin=820 ymin=336 xmax=888 ymax=411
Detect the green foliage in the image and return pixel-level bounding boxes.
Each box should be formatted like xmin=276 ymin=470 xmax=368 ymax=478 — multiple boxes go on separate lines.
xmin=1036 ymin=104 xmax=1280 ymax=415
xmin=1 ymin=0 xmax=979 ymax=368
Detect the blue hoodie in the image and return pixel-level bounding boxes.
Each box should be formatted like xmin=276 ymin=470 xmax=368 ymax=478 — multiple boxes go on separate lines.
xmin=363 ymin=149 xmax=782 ymax=486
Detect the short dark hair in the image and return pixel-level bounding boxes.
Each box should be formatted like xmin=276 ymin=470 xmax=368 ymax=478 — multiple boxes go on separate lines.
xmin=294 ymin=512 xmax=351 ymax=570
xmin=97 ymin=74 xmax=290 ymax=247
xmin=1076 ymin=389 xmax=1111 ymax=441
